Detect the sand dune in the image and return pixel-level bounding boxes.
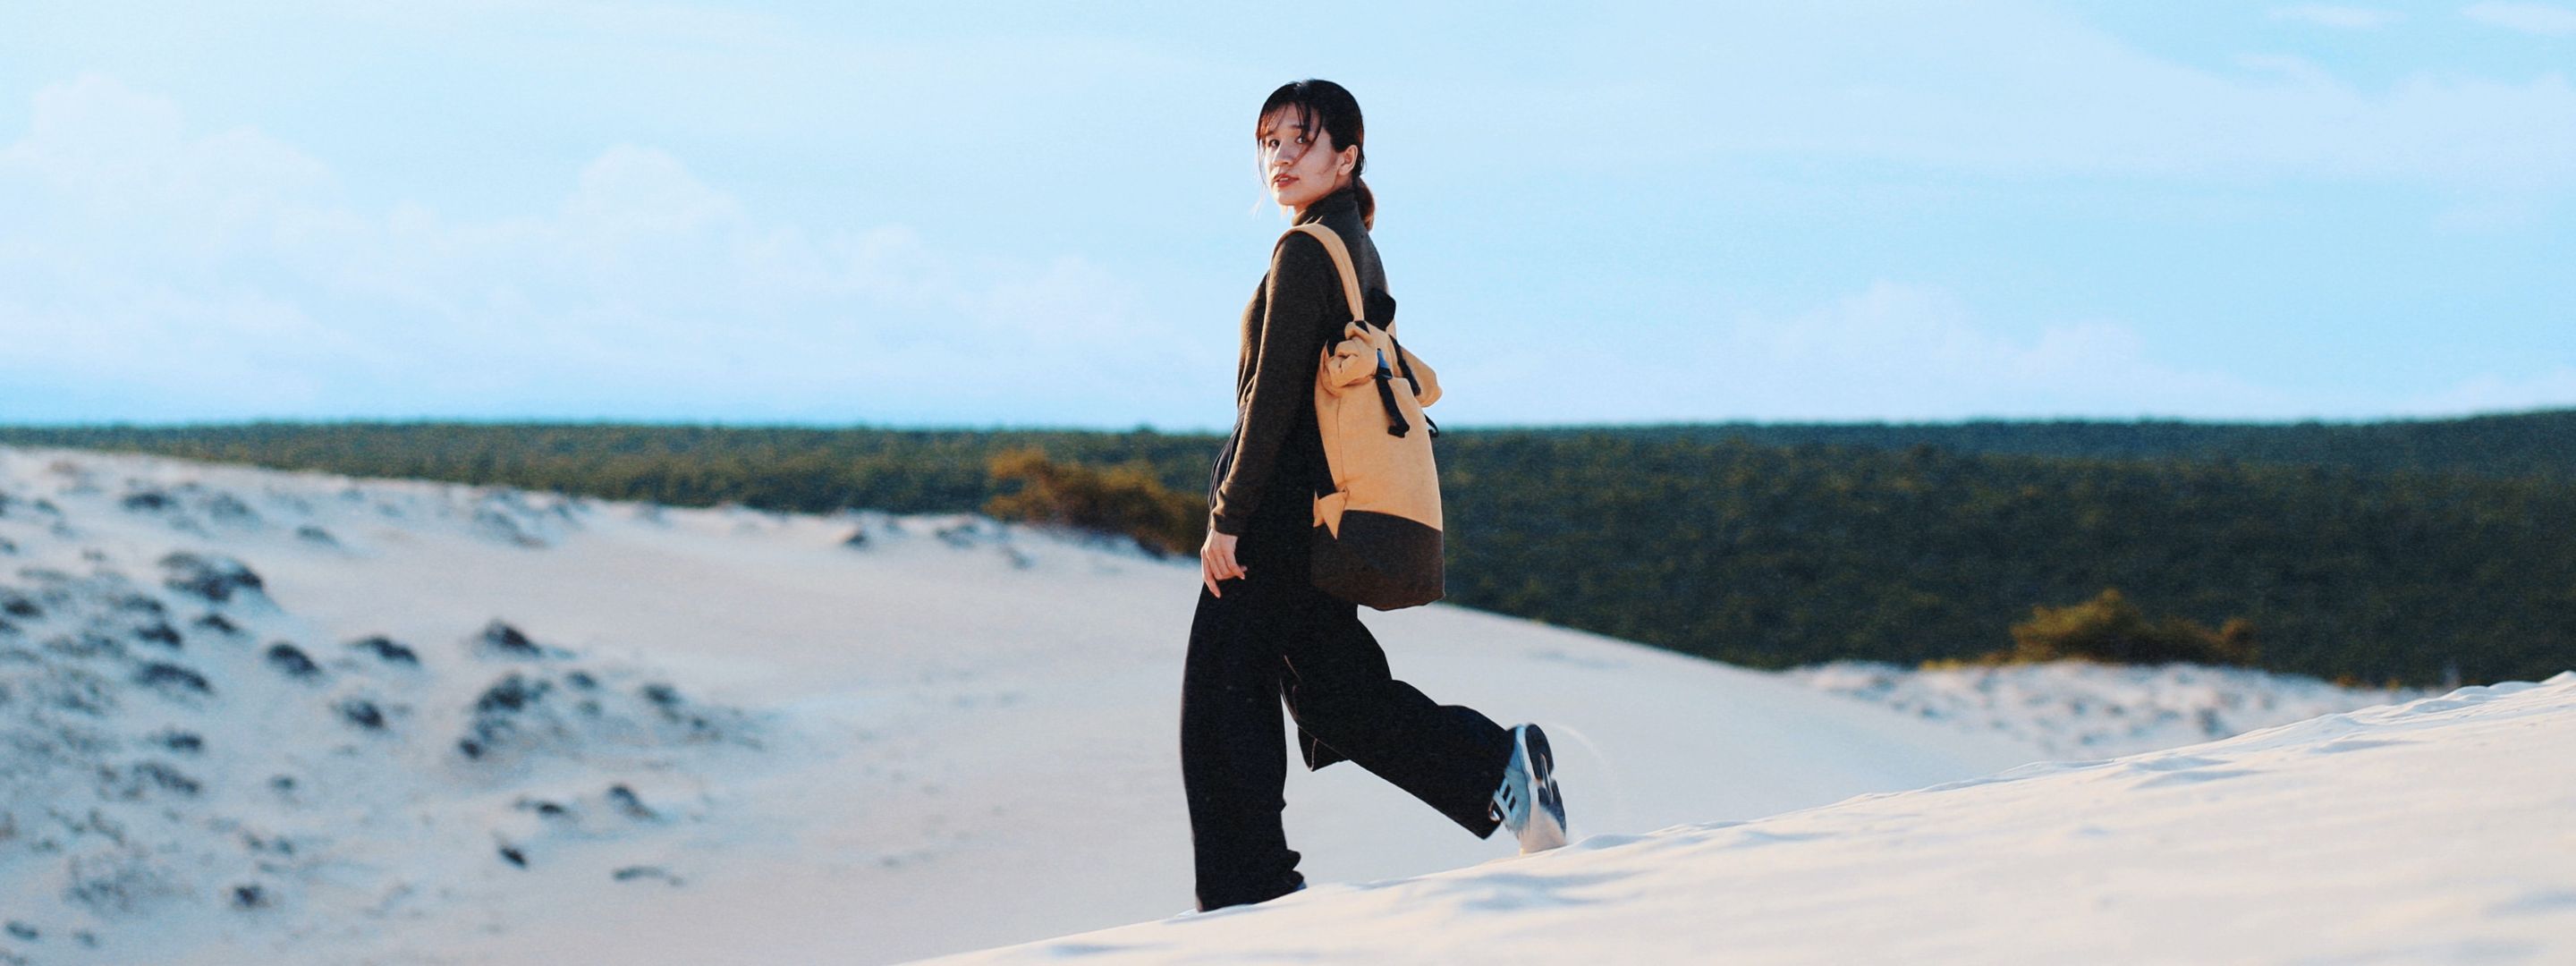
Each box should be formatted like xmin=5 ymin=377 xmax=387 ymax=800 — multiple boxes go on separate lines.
xmin=0 ymin=445 xmax=2041 ymax=963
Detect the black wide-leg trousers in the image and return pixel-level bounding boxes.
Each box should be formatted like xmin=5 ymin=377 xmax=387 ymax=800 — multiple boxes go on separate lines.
xmin=1180 ymin=510 xmax=1514 ymax=911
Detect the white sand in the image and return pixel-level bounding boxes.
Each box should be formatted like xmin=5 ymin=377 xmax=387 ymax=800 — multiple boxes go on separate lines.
xmin=932 ymin=671 xmax=2576 ymax=965
xmin=0 ymin=446 xmax=2044 ymax=964
xmin=1785 ymin=659 xmax=2436 ymax=758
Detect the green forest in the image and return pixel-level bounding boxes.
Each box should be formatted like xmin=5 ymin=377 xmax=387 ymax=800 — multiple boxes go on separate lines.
xmin=4 ymin=412 xmax=2570 ymax=687
xmin=1534 ymin=410 xmax=2576 ymax=480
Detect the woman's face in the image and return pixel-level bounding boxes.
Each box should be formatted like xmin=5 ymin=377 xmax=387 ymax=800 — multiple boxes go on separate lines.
xmin=1258 ymin=106 xmax=1356 ymax=213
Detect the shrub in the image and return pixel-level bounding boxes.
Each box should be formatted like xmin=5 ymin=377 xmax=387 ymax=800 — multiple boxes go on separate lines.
xmin=1995 ymin=589 xmax=2258 ymax=666
xmin=983 ymin=448 xmax=1207 ymax=558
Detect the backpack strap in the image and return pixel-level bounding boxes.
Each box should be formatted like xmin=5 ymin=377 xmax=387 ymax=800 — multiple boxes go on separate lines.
xmin=1286 ymin=223 xmax=1368 ymax=326
xmin=1287 ymin=221 xmax=1430 ymax=399
xmin=1285 ymin=223 xmax=1429 ymax=438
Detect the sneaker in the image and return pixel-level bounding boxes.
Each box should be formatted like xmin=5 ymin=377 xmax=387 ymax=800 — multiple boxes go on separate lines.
xmin=1489 ymin=723 xmax=1568 ymax=853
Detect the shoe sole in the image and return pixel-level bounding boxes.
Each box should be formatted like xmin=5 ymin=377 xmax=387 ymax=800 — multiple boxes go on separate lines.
xmin=1517 ymin=724 xmax=1568 ymax=853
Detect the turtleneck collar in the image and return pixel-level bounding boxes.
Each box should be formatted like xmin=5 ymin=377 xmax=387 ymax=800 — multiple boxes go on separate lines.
xmin=1294 ymin=182 xmax=1362 ymax=226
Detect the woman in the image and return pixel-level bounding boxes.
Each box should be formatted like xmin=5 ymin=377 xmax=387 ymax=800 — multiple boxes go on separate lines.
xmin=1181 ymin=78 xmax=1569 ymax=913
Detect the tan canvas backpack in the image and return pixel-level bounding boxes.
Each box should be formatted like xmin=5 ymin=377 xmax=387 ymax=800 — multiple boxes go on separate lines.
xmin=1288 ymin=223 xmax=1446 ymax=610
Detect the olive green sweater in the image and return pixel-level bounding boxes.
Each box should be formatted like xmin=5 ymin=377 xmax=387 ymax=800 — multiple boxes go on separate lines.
xmin=1206 ymin=185 xmax=1396 ymax=537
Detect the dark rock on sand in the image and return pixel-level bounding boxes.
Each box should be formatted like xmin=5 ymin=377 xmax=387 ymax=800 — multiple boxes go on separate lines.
xmin=475 ymin=673 xmax=551 ymax=714
xmin=119 ymin=491 xmax=174 ymax=513
xmin=132 ymin=621 xmax=182 ymax=648
xmin=607 ymin=783 xmax=657 ymax=820
xmin=157 ymin=553 xmax=266 ymax=604
xmin=640 ymin=682 xmax=682 ymax=709
xmin=612 ymin=865 xmax=682 ymax=885
xmin=478 ymin=620 xmax=547 ymax=659
xmin=263 ymin=642 xmax=320 ymax=680
xmin=104 ymin=761 xmax=203 ymax=799
xmin=133 ymin=662 xmax=213 ymax=697
xmin=336 ymin=698 xmax=386 ymax=731
xmin=1 ymin=590 xmax=42 ymax=619
xmin=349 ymin=635 xmax=419 ymax=666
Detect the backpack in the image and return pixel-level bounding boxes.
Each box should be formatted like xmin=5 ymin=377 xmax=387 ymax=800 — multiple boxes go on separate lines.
xmin=1287 ymin=223 xmax=1446 ymax=611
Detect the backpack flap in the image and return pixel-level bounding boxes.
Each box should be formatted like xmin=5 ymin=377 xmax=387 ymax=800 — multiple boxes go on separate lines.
xmin=1395 ymin=342 xmax=1440 ymax=408
xmin=1320 ymin=322 xmax=1386 ymax=392
xmin=1290 ymin=224 xmax=1438 ymax=406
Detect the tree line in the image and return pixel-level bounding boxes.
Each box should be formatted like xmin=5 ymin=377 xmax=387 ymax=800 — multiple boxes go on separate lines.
xmin=5 ymin=414 xmax=2570 ymax=687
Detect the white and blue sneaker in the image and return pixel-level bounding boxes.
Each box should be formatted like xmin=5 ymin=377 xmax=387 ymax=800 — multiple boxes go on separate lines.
xmin=1490 ymin=723 xmax=1568 ymax=854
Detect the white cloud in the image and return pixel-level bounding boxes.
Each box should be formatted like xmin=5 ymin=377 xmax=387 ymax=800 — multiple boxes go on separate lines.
xmin=2400 ymin=365 xmax=2576 ymax=415
xmin=2464 ymin=2 xmax=2576 ymax=36
xmin=1709 ymin=284 xmax=2291 ymax=419
xmin=0 ymin=72 xmax=336 ymax=252
xmin=2270 ymin=5 xmax=2403 ymax=29
xmin=1480 ymin=7 xmax=2576 ymax=197
xmin=561 ymin=145 xmax=742 ymax=244
xmin=0 ymin=75 xmax=1207 ymax=425
xmin=1445 ymin=283 xmax=2296 ymax=424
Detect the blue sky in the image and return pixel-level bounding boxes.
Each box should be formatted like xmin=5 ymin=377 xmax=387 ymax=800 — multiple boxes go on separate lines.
xmin=2 ymin=1 xmax=2571 ymax=429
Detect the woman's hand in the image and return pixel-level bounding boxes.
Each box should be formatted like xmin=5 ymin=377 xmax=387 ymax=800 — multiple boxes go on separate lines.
xmin=1200 ymin=528 xmax=1246 ymax=597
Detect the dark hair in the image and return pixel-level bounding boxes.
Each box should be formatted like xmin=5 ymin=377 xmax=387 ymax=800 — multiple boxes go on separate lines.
xmin=1256 ymin=79 xmax=1373 ymax=229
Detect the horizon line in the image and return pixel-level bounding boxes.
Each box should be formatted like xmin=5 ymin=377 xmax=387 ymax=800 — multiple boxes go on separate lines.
xmin=3 ymin=407 xmax=2572 ymax=435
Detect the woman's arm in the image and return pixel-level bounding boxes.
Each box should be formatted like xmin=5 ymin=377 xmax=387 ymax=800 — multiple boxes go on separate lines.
xmin=1208 ymin=230 xmax=1337 ymax=537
